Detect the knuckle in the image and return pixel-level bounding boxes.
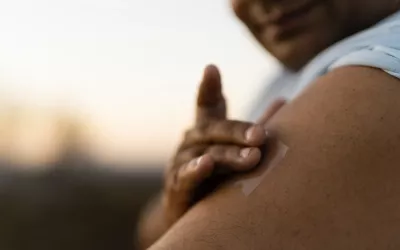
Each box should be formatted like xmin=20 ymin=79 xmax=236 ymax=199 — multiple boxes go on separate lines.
xmin=226 ymin=145 xmax=242 ymax=158
xmin=165 ymin=168 xmax=178 ymax=192
xmin=206 ymin=145 xmax=225 ymax=156
xmin=224 ymin=120 xmax=252 ymax=141
xmin=182 ymin=128 xmax=192 ymax=140
xmin=196 ymin=118 xmax=212 ymax=131
xmin=195 ymin=119 xmax=220 ymax=142
xmin=165 ymin=158 xmax=176 ymax=173
xmin=194 ymin=119 xmax=253 ymax=144
xmin=183 ymin=128 xmax=197 ymax=143
xmin=223 ymin=147 xmax=242 ymax=164
xmin=169 ymin=162 xmax=192 ymax=192
xmin=176 ymin=147 xmax=204 ymax=165
xmin=179 ymin=128 xmax=203 ymax=150
xmin=187 ymin=127 xmax=205 ymax=142
xmin=227 ymin=121 xmax=244 ymax=138
xmin=201 ymin=118 xmax=216 ymax=131
xmin=236 ymin=120 xmax=253 ymax=134
xmin=175 ymin=163 xmax=197 ymax=191
xmin=207 ymin=145 xmax=240 ymax=161
xmin=207 ymin=120 xmax=234 ymax=141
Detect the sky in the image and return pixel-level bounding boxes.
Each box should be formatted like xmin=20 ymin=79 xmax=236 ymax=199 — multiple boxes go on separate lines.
xmin=0 ymin=0 xmax=279 ymax=164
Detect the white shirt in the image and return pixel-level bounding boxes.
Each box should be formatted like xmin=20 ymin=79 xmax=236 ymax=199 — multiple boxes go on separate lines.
xmin=249 ymin=11 xmax=400 ymax=121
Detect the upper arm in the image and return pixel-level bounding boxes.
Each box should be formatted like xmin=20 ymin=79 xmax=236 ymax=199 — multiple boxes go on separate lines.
xmin=150 ymin=66 xmax=400 ymax=250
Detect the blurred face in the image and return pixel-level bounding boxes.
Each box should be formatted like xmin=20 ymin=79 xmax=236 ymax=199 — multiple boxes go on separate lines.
xmin=232 ymin=0 xmax=399 ymax=70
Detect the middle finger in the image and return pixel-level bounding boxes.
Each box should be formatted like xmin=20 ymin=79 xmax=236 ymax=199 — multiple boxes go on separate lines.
xmin=183 ymin=120 xmax=266 ymax=148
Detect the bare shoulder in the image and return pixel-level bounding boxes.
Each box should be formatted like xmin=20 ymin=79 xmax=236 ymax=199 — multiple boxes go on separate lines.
xmin=150 ymin=66 xmax=400 ymax=250
xmin=270 ymin=66 xmax=400 ymax=143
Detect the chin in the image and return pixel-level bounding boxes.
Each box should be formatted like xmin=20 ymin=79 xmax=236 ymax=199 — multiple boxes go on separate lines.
xmin=264 ymin=30 xmax=339 ymax=71
xmin=268 ymin=43 xmax=315 ymax=71
xmin=274 ymin=50 xmax=311 ymax=71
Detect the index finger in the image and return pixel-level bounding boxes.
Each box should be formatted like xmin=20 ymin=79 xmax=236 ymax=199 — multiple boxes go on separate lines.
xmin=196 ymin=65 xmax=227 ymax=125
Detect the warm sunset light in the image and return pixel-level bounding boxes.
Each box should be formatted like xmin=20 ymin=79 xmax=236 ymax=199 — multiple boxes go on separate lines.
xmin=0 ymin=0 xmax=278 ymax=167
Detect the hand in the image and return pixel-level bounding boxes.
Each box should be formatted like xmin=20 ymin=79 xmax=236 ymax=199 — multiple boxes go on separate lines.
xmin=164 ymin=65 xmax=285 ymax=222
xmin=137 ymin=65 xmax=286 ymax=249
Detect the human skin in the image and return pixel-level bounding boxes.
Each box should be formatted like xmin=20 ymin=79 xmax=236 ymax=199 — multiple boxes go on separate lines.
xmin=149 ymin=66 xmax=400 ymax=250
xmin=140 ymin=0 xmax=400 ymax=247
xmin=137 ymin=66 xmax=285 ymax=249
xmin=232 ymin=0 xmax=400 ymax=70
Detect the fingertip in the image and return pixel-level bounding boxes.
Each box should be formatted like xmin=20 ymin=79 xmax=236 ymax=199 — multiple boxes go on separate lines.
xmin=239 ymin=147 xmax=252 ymax=158
xmin=182 ymin=155 xmax=214 ymax=175
xmin=197 ymin=154 xmax=215 ymax=174
xmin=249 ymin=147 xmax=262 ymax=165
xmin=197 ymin=65 xmax=223 ymax=107
xmin=245 ymin=125 xmax=267 ymax=146
xmin=239 ymin=147 xmax=262 ymax=169
xmin=202 ymin=64 xmax=220 ymax=84
xmin=204 ymin=64 xmax=219 ymax=75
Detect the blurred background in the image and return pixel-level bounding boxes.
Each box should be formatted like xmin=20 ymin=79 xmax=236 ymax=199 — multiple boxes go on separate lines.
xmin=0 ymin=0 xmax=277 ymax=249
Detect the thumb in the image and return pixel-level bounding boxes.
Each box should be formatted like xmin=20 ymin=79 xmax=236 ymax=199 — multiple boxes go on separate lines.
xmin=196 ymin=65 xmax=227 ymax=125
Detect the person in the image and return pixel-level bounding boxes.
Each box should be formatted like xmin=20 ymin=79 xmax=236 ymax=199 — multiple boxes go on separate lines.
xmin=137 ymin=65 xmax=286 ymax=248
xmin=140 ymin=0 xmax=400 ymax=249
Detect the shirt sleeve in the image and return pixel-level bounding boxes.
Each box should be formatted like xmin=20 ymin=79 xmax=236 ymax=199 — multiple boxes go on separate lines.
xmin=328 ymin=45 xmax=400 ymax=78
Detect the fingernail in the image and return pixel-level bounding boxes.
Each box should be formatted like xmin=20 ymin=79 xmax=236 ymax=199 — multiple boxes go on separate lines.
xmin=245 ymin=125 xmax=264 ymax=145
xmin=240 ymin=148 xmax=252 ymax=158
xmin=188 ymin=157 xmax=201 ymax=171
